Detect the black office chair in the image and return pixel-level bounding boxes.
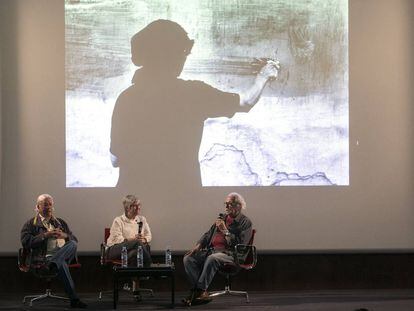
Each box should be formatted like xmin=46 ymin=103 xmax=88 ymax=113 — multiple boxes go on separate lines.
xmin=209 ymin=229 xmax=257 ymax=303
xmin=18 ymin=247 xmax=81 ymax=307
xmin=98 ymin=227 xmax=154 ymax=300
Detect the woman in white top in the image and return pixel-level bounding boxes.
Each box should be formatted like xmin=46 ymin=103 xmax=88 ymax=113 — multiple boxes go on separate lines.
xmin=106 ymin=194 xmax=152 ymax=267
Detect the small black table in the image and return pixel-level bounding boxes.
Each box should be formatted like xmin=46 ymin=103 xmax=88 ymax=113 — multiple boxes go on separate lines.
xmin=113 ymin=263 xmax=175 ymax=309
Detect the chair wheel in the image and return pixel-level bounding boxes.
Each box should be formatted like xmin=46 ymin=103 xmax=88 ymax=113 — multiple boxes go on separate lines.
xmin=132 ymin=291 xmax=142 ymax=302
xmin=182 ymin=297 xmax=192 ymax=306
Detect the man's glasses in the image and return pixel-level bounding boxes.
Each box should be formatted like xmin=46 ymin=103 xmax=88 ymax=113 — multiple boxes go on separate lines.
xmin=224 ymin=201 xmax=239 ymax=209
xmin=127 ymin=203 xmax=141 ymax=209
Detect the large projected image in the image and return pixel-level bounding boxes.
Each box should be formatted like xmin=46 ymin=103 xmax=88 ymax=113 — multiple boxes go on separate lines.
xmin=65 ymin=0 xmax=348 ymax=187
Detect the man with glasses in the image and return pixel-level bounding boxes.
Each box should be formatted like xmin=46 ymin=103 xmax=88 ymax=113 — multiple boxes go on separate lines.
xmin=182 ymin=192 xmax=252 ymax=305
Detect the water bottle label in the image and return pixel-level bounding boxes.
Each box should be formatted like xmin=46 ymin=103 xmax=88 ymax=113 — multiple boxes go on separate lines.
xmin=137 ymin=246 xmax=143 ymax=268
xmin=121 ymin=247 xmax=128 ymax=268
xmin=165 ymin=248 xmax=172 ymax=266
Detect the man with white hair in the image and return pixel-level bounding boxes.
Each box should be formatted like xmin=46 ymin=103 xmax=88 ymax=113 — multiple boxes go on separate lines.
xmin=20 ymin=194 xmax=87 ymax=309
xmin=183 ymin=192 xmax=252 ymax=305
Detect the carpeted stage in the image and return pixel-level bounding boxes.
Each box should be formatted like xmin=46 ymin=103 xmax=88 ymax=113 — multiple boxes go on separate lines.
xmin=1 ymin=290 xmax=414 ymax=310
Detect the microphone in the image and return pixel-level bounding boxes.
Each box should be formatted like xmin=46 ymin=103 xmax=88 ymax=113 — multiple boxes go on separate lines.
xmin=218 ymin=213 xmax=226 ymax=220
xmin=138 ymin=221 xmax=143 ymax=235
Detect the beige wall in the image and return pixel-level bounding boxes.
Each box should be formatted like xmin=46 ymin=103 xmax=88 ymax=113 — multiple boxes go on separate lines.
xmin=0 ymin=12 xmax=2 ymax=198
xmin=0 ymin=0 xmax=413 ymax=253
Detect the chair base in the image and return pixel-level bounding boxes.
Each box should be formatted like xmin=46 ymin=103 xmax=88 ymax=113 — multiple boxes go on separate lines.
xmin=23 ymin=288 xmax=69 ymax=307
xmin=209 ymin=285 xmax=250 ymax=303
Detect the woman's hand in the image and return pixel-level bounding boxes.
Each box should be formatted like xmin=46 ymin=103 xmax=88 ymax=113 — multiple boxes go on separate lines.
xmin=136 ymin=234 xmax=147 ymax=243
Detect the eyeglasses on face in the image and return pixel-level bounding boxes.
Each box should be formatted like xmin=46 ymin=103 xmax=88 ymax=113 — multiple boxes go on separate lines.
xmin=224 ymin=201 xmax=239 ymax=209
xmin=39 ymin=201 xmax=53 ymax=208
xmin=127 ymin=203 xmax=141 ymax=209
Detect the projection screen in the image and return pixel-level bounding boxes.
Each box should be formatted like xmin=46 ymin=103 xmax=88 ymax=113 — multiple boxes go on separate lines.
xmin=65 ymin=0 xmax=349 ymax=188
xmin=2 ymin=0 xmax=414 ymax=253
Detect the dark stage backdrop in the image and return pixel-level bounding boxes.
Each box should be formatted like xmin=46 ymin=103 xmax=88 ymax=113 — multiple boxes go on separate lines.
xmin=0 ymin=0 xmax=413 ymax=252
xmin=2 ymin=253 xmax=414 ymax=293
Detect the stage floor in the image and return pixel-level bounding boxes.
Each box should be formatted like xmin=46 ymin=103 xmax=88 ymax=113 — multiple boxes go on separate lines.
xmin=1 ymin=289 xmax=414 ymax=310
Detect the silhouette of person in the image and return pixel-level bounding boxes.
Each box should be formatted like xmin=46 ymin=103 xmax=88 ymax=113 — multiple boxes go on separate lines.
xmin=110 ymin=20 xmax=279 ymax=192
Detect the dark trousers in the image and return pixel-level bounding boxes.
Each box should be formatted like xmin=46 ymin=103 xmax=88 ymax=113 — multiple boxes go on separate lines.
xmin=107 ymin=240 xmax=152 ymax=267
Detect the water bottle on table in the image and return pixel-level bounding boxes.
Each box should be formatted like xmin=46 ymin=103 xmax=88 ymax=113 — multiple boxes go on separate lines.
xmin=121 ymin=246 xmax=128 ymax=268
xmin=137 ymin=245 xmax=143 ymax=268
xmin=165 ymin=246 xmax=172 ymax=266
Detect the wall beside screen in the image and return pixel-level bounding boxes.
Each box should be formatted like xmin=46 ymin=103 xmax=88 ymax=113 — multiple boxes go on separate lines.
xmin=0 ymin=0 xmax=413 ymax=253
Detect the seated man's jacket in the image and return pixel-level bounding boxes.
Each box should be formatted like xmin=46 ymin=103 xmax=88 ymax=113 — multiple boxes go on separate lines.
xmin=197 ymin=213 xmax=252 ymax=254
xmin=21 ymin=215 xmax=77 ymax=265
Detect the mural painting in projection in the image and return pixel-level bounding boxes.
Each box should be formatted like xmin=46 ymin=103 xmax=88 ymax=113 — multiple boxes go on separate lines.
xmin=65 ymin=0 xmax=348 ymax=187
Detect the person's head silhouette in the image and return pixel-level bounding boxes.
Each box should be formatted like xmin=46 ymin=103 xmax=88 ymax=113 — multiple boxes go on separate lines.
xmin=131 ymin=20 xmax=194 ymax=78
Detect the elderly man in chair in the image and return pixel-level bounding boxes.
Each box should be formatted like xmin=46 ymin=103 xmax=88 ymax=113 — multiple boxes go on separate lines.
xmin=183 ymin=192 xmax=252 ymax=306
xmin=20 ymin=194 xmax=87 ymax=309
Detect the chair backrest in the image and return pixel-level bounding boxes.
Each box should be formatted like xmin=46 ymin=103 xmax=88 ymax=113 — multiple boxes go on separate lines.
xmin=19 ymin=247 xmax=81 ymax=276
xmin=18 ymin=248 xmax=45 ymax=271
xmin=249 ymin=229 xmax=256 ymax=245
xmin=104 ymin=227 xmax=111 ymax=244
xmin=100 ymin=228 xmax=111 ymax=265
xmin=236 ymin=229 xmax=257 ymax=270
xmin=18 ymin=248 xmax=30 ymax=272
xmin=18 ymin=248 xmax=57 ymax=280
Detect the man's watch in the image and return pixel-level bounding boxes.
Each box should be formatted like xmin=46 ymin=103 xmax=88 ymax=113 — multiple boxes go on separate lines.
xmin=224 ymin=230 xmax=230 ymax=237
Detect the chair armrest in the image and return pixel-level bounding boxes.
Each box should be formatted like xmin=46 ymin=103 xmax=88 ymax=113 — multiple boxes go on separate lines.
xmin=71 ymin=252 xmax=81 ymax=268
xmin=233 ymin=244 xmax=257 ymax=270
xmin=18 ymin=248 xmax=30 ymax=272
xmin=68 ymin=263 xmax=82 ymax=269
xmin=19 ymin=246 xmax=81 ymax=273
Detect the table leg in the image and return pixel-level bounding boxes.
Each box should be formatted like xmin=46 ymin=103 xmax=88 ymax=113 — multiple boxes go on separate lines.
xmin=113 ymin=274 xmax=118 ymax=309
xmin=171 ymin=272 xmax=175 ymax=308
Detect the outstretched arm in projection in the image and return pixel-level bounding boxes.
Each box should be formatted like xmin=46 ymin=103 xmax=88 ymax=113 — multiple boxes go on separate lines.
xmin=110 ymin=153 xmax=119 ymax=168
xmin=239 ymin=59 xmax=280 ymax=107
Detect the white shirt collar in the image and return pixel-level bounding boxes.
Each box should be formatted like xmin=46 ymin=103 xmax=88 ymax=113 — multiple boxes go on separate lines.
xmin=121 ymin=214 xmax=139 ymax=223
xmin=38 ymin=213 xmax=52 ymax=223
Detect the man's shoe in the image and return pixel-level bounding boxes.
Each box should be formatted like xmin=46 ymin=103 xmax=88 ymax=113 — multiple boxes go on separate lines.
xmin=198 ymin=291 xmax=210 ymax=299
xmin=70 ymin=299 xmax=88 ymax=309
xmin=132 ymin=291 xmax=142 ymax=302
xmin=196 ymin=290 xmax=213 ymax=303
xmin=182 ymin=289 xmax=202 ymax=306
xmin=182 ymin=290 xmax=194 ymax=305
xmin=183 ymin=289 xmax=213 ymax=307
